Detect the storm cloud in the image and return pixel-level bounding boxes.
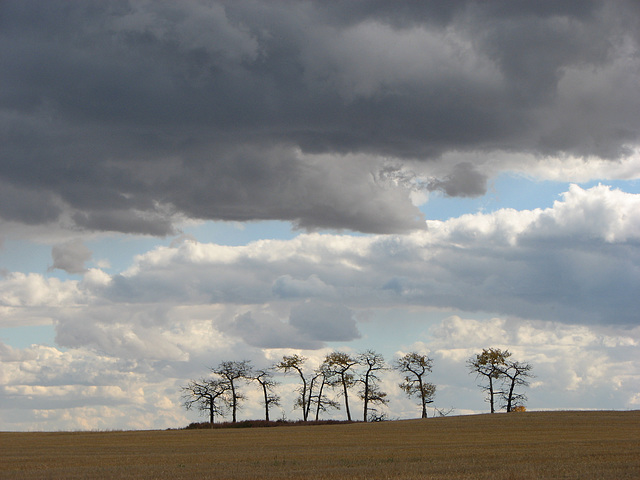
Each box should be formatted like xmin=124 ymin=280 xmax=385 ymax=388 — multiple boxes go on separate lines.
xmin=2 ymin=0 xmax=639 ymax=234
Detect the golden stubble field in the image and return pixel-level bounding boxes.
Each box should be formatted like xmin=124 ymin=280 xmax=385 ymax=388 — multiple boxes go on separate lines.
xmin=1 ymin=411 xmax=639 ymax=479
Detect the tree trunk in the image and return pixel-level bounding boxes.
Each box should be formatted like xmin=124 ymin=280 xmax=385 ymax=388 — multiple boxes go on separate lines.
xmin=315 ymin=379 xmax=325 ymax=421
xmin=488 ymin=375 xmax=495 ymax=413
xmin=506 ymin=378 xmax=516 ymax=412
xmin=262 ymin=383 xmax=270 ymax=421
xmin=342 ymin=374 xmax=352 ymax=421
xmin=230 ymin=381 xmax=237 ymax=423
xmin=363 ymin=373 xmax=370 ymax=422
xmin=419 ymin=378 xmax=427 ymax=418
xmin=300 ymin=371 xmax=309 ymax=421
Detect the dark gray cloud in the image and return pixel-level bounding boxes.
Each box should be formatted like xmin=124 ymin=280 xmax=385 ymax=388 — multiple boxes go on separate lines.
xmin=49 ymin=239 xmax=92 ymax=274
xmin=1 ymin=0 xmax=639 ymax=233
xmin=0 ymin=180 xmax=62 ymax=225
xmin=427 ymin=163 xmax=488 ymax=198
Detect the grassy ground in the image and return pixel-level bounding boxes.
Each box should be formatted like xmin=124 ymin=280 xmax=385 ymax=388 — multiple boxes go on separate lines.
xmin=1 ymin=411 xmax=638 ymax=479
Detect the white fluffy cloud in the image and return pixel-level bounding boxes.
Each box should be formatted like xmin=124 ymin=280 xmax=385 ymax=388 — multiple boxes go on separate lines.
xmin=0 ymin=343 xmax=186 ymax=431
xmin=75 ymin=184 xmax=638 ymax=327
xmin=0 ymin=273 xmax=82 ymax=308
xmin=1 ymin=184 xmax=639 ymax=430
xmin=2 ymin=183 xmax=639 ymax=347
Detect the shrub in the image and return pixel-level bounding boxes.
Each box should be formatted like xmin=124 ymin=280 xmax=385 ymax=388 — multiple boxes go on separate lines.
xmin=184 ymin=419 xmax=356 ymax=429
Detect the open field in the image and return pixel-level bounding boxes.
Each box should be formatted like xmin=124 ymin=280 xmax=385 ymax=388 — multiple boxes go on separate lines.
xmin=1 ymin=411 xmax=639 ymax=479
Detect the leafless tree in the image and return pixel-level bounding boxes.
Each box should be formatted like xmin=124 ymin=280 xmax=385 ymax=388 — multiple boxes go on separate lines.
xmin=500 ymin=360 xmax=534 ymax=412
xmin=275 ymin=354 xmax=314 ymax=421
xmin=212 ymin=360 xmax=252 ymax=423
xmin=357 ymin=350 xmax=388 ymax=422
xmin=322 ymin=351 xmax=358 ymax=421
xmin=395 ymin=352 xmax=436 ymax=418
xmin=467 ymin=348 xmax=511 ymax=413
xmin=253 ymin=368 xmax=280 ymax=421
xmin=181 ymin=378 xmax=230 ymax=425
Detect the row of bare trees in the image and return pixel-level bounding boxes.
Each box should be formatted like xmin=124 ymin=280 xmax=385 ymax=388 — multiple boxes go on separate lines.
xmin=182 ymin=347 xmax=533 ymax=424
xmin=182 ymin=350 xmax=437 ymax=424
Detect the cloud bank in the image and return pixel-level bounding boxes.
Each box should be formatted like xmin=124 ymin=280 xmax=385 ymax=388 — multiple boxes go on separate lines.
xmin=2 ymin=184 xmax=638 ymax=352
xmin=2 ymin=0 xmax=640 ymax=234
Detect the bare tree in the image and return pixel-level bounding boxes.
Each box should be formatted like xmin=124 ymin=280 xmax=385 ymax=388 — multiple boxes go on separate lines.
xmin=309 ymin=365 xmax=340 ymax=421
xmin=467 ymin=348 xmax=511 ymax=413
xmin=500 ymin=359 xmax=534 ymax=412
xmin=181 ymin=378 xmax=230 ymax=425
xmin=253 ymin=368 xmax=281 ymax=421
xmin=322 ymin=351 xmax=358 ymax=421
xmin=356 ymin=350 xmax=388 ymax=422
xmin=395 ymin=352 xmax=436 ymax=419
xmin=212 ymin=360 xmax=252 ymax=423
xmin=275 ymin=354 xmax=313 ymax=421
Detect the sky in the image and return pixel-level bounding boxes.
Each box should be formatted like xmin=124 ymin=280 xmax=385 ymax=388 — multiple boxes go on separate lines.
xmin=1 ymin=0 xmax=639 ymax=431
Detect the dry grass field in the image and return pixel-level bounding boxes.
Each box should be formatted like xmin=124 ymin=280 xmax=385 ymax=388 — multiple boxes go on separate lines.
xmin=1 ymin=411 xmax=638 ymax=479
